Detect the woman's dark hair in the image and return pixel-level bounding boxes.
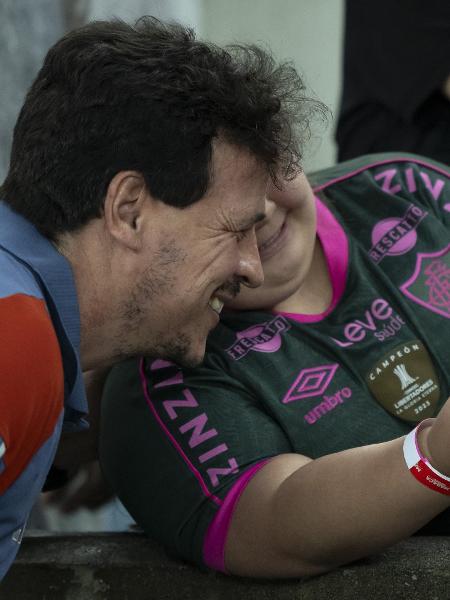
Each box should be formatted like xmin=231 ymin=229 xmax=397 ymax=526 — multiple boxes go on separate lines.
xmin=1 ymin=17 xmax=325 ymax=239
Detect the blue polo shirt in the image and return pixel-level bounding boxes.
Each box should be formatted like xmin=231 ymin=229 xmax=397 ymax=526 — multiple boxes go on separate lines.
xmin=0 ymin=201 xmax=88 ymax=578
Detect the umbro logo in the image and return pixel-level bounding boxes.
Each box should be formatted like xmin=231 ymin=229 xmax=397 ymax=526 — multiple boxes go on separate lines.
xmin=282 ymin=364 xmax=338 ymax=404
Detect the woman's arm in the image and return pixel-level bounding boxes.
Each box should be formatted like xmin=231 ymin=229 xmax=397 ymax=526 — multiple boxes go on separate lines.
xmin=225 ymin=398 xmax=450 ymax=578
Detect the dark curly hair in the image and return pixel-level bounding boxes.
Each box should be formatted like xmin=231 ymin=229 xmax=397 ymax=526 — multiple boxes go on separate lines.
xmin=1 ymin=17 xmax=326 ymax=240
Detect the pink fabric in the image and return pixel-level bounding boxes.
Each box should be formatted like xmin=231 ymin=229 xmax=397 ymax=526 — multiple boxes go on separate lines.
xmin=203 ymin=460 xmax=270 ymax=572
xmin=279 ymin=197 xmax=349 ymax=323
xmin=139 ymin=358 xmax=222 ymax=506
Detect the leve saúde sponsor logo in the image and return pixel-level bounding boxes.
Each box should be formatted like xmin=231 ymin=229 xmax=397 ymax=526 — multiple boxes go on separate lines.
xmin=331 ymin=297 xmax=405 ymax=347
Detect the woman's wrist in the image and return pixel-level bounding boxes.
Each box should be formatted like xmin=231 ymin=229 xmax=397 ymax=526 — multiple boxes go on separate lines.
xmin=404 ymin=419 xmax=450 ymax=496
xmin=419 ymin=417 xmax=450 ymax=477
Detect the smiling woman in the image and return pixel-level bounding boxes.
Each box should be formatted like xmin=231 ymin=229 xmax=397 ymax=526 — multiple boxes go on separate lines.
xmin=101 ymin=152 xmax=450 ymax=578
xmin=227 ymin=171 xmax=320 ymax=313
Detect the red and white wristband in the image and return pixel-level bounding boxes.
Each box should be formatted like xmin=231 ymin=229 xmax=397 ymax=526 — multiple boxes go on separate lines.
xmin=403 ymin=418 xmax=450 ymax=496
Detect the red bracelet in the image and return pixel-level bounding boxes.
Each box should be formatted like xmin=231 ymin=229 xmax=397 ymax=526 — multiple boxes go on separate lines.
xmin=403 ymin=418 xmax=450 ymax=496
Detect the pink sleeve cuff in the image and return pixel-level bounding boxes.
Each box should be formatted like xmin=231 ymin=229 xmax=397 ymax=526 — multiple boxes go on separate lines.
xmin=202 ymin=459 xmax=270 ymax=572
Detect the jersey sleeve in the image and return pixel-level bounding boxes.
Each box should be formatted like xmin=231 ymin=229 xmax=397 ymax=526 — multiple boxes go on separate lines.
xmin=100 ymin=355 xmax=292 ymax=569
xmin=315 ymin=153 xmax=450 ymax=228
xmin=370 ymin=154 xmax=450 ymax=227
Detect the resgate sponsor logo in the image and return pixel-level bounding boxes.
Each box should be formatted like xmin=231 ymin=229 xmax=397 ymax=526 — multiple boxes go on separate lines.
xmin=369 ymin=163 xmax=450 ymax=262
xmin=369 ymin=204 xmax=427 ymax=264
xmin=226 ymin=315 xmax=291 ymax=360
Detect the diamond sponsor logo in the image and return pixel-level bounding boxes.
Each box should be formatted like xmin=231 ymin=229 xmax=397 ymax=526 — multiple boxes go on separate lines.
xmin=282 ymin=363 xmax=339 ymax=404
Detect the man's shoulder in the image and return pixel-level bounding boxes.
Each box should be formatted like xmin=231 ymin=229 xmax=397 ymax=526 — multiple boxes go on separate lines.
xmin=0 ymin=292 xmax=63 ymax=384
xmin=0 ymin=264 xmax=64 ymax=502
xmin=0 ymin=218 xmax=64 ymax=381
xmin=0 ymin=247 xmax=44 ymax=300
xmin=0 ymin=247 xmax=55 ymax=365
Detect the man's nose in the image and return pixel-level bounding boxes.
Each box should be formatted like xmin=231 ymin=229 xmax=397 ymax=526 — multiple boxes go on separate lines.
xmin=237 ymin=228 xmax=264 ymax=289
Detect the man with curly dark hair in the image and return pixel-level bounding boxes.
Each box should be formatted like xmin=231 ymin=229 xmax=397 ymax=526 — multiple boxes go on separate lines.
xmin=0 ymin=16 xmax=319 ymax=578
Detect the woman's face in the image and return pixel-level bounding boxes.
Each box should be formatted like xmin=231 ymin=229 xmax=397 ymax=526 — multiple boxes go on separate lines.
xmin=226 ymin=171 xmax=317 ymax=311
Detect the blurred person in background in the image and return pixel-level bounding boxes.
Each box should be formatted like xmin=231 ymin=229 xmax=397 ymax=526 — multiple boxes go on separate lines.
xmin=336 ymin=0 xmax=450 ymax=165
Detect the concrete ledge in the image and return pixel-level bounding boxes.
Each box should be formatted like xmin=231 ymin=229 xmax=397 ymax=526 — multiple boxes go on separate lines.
xmin=1 ymin=532 xmax=449 ymax=599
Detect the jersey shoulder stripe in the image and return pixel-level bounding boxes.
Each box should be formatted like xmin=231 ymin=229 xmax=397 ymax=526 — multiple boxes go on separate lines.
xmin=0 ymin=293 xmax=64 ymax=493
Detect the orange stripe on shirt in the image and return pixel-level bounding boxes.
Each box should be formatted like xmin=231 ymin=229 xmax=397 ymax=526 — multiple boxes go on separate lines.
xmin=0 ymin=294 xmax=64 ymax=493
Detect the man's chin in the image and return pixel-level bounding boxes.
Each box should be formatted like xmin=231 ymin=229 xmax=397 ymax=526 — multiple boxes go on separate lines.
xmin=159 ymin=336 xmax=206 ymax=369
xmin=176 ymin=354 xmax=204 ymax=369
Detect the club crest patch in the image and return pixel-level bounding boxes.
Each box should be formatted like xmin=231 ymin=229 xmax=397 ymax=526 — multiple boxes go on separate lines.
xmin=400 ymin=246 xmax=450 ymax=318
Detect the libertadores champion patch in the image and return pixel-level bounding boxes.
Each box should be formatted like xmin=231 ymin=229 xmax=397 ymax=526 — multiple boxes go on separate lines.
xmin=365 ymin=340 xmax=440 ymax=423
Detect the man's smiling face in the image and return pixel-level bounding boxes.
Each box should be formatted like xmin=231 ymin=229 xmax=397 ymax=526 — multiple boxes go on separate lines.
xmin=118 ymin=139 xmax=267 ymax=367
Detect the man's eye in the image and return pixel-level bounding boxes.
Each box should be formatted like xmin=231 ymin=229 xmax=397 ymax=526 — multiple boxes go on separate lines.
xmin=235 ymin=229 xmax=249 ymax=242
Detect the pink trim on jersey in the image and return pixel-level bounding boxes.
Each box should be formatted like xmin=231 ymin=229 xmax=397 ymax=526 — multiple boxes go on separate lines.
xmin=313 ymin=156 xmax=449 ymax=193
xmin=203 ymin=459 xmax=270 ymax=572
xmin=138 ymin=358 xmax=222 ymax=507
xmin=279 ymin=197 xmax=349 ymax=324
xmin=277 ymin=156 xmax=450 ymax=325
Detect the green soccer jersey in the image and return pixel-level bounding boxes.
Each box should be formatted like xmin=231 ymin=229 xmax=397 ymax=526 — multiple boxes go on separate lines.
xmin=100 ymin=153 xmax=450 ymax=571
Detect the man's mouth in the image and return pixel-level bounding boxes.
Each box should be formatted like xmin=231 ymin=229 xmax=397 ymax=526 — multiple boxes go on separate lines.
xmin=208 ymin=296 xmax=225 ymax=315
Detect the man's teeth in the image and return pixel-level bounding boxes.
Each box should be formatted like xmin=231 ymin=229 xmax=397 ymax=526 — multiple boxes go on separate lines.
xmin=209 ymin=296 xmax=224 ymax=314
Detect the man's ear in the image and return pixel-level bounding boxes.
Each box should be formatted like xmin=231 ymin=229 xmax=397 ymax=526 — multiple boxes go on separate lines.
xmin=103 ymin=171 xmax=150 ymax=251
